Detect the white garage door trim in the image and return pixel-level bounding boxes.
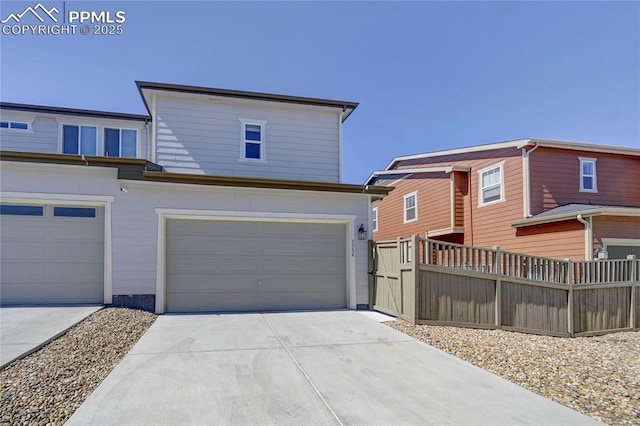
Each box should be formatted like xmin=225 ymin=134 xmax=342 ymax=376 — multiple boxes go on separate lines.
xmin=155 ymin=208 xmax=357 ymax=314
xmin=0 ymin=191 xmax=114 ymax=304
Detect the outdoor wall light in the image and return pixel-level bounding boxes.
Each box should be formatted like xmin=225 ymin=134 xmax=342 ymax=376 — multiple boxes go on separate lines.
xmin=358 ymin=223 xmax=368 ymax=240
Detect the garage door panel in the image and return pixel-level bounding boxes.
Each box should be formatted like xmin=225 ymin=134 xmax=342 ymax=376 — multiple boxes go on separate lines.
xmin=0 ymin=205 xmax=104 ymax=305
xmin=1 ymin=221 xmax=48 ymax=240
xmin=167 ymin=289 xmax=261 ymax=313
xmin=166 ymin=220 xmax=347 ymax=312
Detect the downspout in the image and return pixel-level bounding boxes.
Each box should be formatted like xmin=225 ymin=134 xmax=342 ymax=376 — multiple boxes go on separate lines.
xmin=151 ymin=94 xmax=157 ymax=164
xmin=522 ymin=143 xmax=540 ymax=218
xmin=468 ymin=169 xmax=474 ymax=246
xmin=576 ymin=214 xmax=593 ymax=260
xmin=338 ymin=108 xmax=345 ymax=183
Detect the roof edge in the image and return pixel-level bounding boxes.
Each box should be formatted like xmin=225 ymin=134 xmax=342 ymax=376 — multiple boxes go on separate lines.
xmin=135 ymin=81 xmax=359 ymax=121
xmin=0 ymin=102 xmax=150 ymax=121
xmin=511 ymin=207 xmax=640 ymax=228
xmin=143 ymin=171 xmax=392 ymax=195
xmin=386 ymin=138 xmax=640 ymax=170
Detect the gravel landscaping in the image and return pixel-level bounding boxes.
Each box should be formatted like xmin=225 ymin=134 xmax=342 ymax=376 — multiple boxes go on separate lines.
xmin=387 ymin=320 xmax=640 ymax=425
xmin=0 ymin=307 xmax=156 ymax=426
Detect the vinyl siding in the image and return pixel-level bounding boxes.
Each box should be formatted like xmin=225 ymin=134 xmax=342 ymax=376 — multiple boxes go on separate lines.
xmin=0 ymin=161 xmax=370 ymax=305
xmin=154 ymin=95 xmax=340 ymax=182
xmin=373 ymin=172 xmax=451 ymax=241
xmin=375 ymin=147 xmax=525 ymax=249
xmin=592 ymin=216 xmax=640 ymax=255
xmin=511 ymin=221 xmax=585 ymax=260
xmin=0 ymin=111 xmax=149 ymax=160
xmin=0 ymin=116 xmax=58 ymax=153
xmin=529 ymin=147 xmax=640 ymax=215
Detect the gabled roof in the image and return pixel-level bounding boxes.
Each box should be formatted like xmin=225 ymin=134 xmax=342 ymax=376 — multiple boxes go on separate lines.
xmin=381 ymin=138 xmax=640 ymax=173
xmin=511 ymin=204 xmax=640 ymax=228
xmin=135 ymin=81 xmax=359 ymax=122
xmin=0 ymin=102 xmax=149 ymax=121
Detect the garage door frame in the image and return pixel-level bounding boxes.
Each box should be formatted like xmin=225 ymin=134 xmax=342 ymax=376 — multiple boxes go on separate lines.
xmin=1 ymin=191 xmax=114 ymax=304
xmin=155 ymin=208 xmax=357 ymax=314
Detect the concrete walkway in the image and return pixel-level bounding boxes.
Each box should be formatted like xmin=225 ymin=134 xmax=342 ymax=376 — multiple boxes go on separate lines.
xmin=67 ymin=311 xmax=597 ymax=425
xmin=0 ymin=305 xmax=102 ymax=368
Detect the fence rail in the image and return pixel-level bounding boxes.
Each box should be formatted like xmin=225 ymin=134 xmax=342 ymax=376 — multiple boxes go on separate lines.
xmin=371 ymin=236 xmax=639 ymax=337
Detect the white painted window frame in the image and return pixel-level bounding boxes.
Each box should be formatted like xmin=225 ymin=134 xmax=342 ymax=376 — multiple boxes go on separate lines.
xmin=0 ymin=112 xmax=35 ymax=134
xmin=56 ymin=117 xmax=145 ymax=159
xmin=59 ymin=123 xmax=99 ymax=156
xmin=579 ymin=157 xmax=597 ymax=193
xmin=0 ymin=120 xmax=31 ymax=132
xmin=239 ymin=118 xmax=268 ymax=163
xmin=154 ymin=209 xmax=357 ymax=314
xmin=372 ymin=207 xmax=378 ymax=232
xmin=103 ymin=127 xmax=139 ymax=158
xmin=403 ymin=191 xmax=418 ymax=223
xmin=0 ymin=191 xmax=115 ymax=304
xmin=478 ymin=161 xmax=506 ymax=207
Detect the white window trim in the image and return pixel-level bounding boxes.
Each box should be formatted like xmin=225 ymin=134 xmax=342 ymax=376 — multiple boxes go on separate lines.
xmin=579 ymin=157 xmax=598 ymax=193
xmin=59 ymin=123 xmax=98 ymax=156
xmin=372 ymin=207 xmax=378 ymax=232
xmin=55 ymin=118 xmax=144 ymax=158
xmin=403 ymin=191 xmax=418 ymax=224
xmin=0 ymin=120 xmax=32 ymax=132
xmin=104 ymin=127 xmax=139 ymax=158
xmin=239 ymin=118 xmax=268 ymax=163
xmin=0 ymin=112 xmax=35 ymax=134
xmin=477 ymin=161 xmax=506 ymax=207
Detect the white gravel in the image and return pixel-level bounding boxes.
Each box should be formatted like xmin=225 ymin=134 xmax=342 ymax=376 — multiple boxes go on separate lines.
xmin=0 ymin=307 xmax=156 ymax=426
xmin=387 ymin=320 xmax=640 ymax=425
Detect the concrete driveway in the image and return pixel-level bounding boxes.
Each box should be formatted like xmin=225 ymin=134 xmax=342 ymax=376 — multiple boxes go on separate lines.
xmin=0 ymin=305 xmax=102 ymax=368
xmin=67 ymin=311 xmax=596 ymax=425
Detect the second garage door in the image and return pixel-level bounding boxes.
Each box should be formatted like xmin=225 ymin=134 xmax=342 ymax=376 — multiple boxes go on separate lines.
xmin=165 ymin=220 xmax=347 ymax=312
xmin=0 ymin=204 xmax=104 ymax=305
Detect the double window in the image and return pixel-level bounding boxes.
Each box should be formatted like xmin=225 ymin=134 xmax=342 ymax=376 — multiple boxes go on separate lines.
xmin=104 ymin=128 xmax=137 ymax=158
xmin=0 ymin=121 xmax=29 ymax=131
xmin=479 ymin=163 xmax=504 ymax=206
xmin=62 ymin=125 xmax=137 ymax=158
xmin=579 ymin=158 xmax=597 ymax=192
xmin=404 ymin=192 xmax=417 ymax=223
xmin=62 ymin=125 xmax=97 ymax=155
xmin=239 ymin=119 xmax=267 ymax=161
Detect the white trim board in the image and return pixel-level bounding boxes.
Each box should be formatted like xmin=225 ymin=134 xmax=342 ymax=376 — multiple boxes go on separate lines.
xmin=154 ymin=209 xmax=358 ymax=314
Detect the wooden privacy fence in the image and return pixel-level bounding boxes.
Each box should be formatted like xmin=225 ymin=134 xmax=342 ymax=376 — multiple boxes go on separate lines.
xmin=370 ymin=236 xmax=639 ymax=337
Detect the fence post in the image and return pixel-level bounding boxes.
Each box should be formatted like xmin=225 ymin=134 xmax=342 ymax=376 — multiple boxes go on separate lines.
xmin=566 ymin=259 xmax=574 ymax=337
xmin=413 ymin=234 xmax=420 ymax=324
xmin=629 ymin=255 xmax=637 ymax=331
xmin=368 ymin=239 xmax=375 ymax=311
xmin=493 ymin=246 xmax=501 ymax=329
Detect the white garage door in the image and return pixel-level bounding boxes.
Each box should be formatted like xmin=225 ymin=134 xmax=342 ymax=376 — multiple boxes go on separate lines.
xmin=165 ymin=220 xmax=347 ymax=312
xmin=0 ymin=204 xmax=104 ymax=305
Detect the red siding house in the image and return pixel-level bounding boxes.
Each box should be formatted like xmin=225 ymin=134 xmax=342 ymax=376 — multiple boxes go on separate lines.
xmin=367 ymin=139 xmax=640 ymax=260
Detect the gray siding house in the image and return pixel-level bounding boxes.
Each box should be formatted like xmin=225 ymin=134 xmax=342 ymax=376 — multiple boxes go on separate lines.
xmin=0 ymin=82 xmax=389 ymax=313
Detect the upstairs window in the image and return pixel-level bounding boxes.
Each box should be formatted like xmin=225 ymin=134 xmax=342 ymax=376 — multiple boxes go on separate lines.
xmin=580 ymin=158 xmax=597 ymax=192
xmin=105 ymin=128 xmax=137 ymax=158
xmin=0 ymin=121 xmax=29 ymax=131
xmin=479 ymin=163 xmax=504 ymax=206
xmin=404 ymin=192 xmax=417 ymax=223
xmin=62 ymin=125 xmax=97 ymax=155
xmin=239 ymin=119 xmax=267 ymax=161
xmin=372 ymin=207 xmax=378 ymax=232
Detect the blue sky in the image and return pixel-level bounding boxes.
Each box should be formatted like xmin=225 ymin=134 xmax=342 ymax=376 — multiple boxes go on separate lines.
xmin=1 ymin=1 xmax=638 ymax=183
